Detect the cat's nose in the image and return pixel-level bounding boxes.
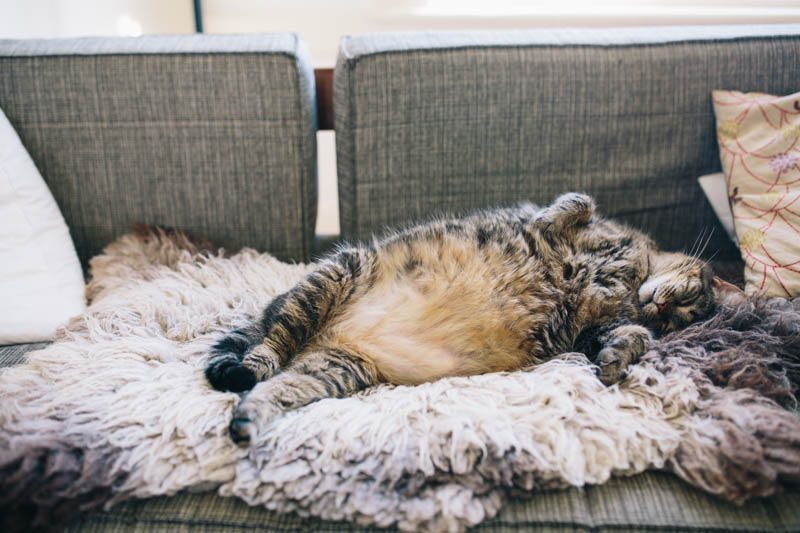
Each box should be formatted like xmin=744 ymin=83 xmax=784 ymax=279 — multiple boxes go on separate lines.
xmin=656 ymin=302 xmax=668 ymax=314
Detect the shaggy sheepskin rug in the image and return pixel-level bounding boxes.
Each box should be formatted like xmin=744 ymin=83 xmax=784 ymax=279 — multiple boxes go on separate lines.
xmin=2 ymin=228 xmax=800 ymax=532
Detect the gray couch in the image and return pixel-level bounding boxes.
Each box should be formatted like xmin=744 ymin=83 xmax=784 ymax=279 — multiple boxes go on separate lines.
xmin=2 ymin=25 xmax=799 ymax=531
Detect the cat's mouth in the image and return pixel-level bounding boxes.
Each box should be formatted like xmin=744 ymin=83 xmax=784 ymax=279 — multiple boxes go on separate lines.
xmin=639 ymin=302 xmax=664 ymax=330
xmin=640 ymin=301 xmax=678 ymax=332
xmin=638 ymin=276 xmax=670 ymax=331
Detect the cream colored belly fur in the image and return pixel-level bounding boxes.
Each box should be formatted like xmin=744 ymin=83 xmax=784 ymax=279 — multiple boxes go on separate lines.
xmin=321 ymin=249 xmax=531 ymax=385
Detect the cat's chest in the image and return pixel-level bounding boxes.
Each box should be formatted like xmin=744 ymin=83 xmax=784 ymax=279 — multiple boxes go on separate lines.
xmin=560 ymin=249 xmax=646 ymax=324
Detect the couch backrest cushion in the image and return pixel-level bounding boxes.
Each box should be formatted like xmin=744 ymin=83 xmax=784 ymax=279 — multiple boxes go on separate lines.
xmin=334 ymin=25 xmax=800 ymax=256
xmin=0 ymin=34 xmax=317 ymax=264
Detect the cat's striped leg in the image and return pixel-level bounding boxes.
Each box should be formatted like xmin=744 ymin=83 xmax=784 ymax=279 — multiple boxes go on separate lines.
xmin=239 ymin=246 xmax=376 ymax=382
xmin=205 ymin=246 xmax=376 ymax=393
xmin=228 ymin=348 xmax=379 ymax=446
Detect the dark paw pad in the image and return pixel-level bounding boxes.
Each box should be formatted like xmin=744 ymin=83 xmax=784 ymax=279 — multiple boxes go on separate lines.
xmin=205 ymin=356 xmax=257 ymax=392
xmin=229 ymin=418 xmax=254 ymax=446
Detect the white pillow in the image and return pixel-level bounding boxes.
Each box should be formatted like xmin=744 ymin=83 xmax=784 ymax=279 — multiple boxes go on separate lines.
xmin=0 ymin=108 xmax=85 ymax=343
xmin=697 ymin=172 xmax=737 ymax=245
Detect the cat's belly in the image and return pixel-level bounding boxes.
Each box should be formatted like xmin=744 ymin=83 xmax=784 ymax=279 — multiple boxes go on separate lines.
xmin=321 ymin=273 xmax=533 ymax=385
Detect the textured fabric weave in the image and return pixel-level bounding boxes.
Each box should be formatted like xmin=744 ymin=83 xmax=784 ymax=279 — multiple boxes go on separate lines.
xmin=0 ymin=33 xmax=299 ymax=56
xmin=0 ymin=342 xmax=49 ymax=367
xmin=0 ymin=34 xmax=317 ymax=264
xmin=334 ymin=26 xmax=800 ymax=257
xmin=64 ymin=472 xmax=800 ymax=532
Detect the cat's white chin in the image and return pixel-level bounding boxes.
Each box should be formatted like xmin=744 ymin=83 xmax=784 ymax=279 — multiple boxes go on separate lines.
xmin=637 ymin=274 xmax=670 ymax=305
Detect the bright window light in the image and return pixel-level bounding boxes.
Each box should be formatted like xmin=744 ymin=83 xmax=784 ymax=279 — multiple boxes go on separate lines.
xmin=116 ymin=14 xmax=143 ymax=37
xmin=416 ymin=0 xmax=800 ymax=17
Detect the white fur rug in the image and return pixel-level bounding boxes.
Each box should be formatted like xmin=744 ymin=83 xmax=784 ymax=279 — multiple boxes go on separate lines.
xmin=1 ymin=229 xmax=798 ymax=532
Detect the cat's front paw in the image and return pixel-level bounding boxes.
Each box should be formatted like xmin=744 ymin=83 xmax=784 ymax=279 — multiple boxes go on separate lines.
xmin=534 ymin=192 xmax=595 ymax=234
xmin=205 ymin=354 xmax=257 ymax=392
xmin=553 ymin=192 xmax=595 ymax=225
xmin=594 ymin=325 xmax=650 ymax=385
xmin=595 ymin=347 xmax=630 ymax=385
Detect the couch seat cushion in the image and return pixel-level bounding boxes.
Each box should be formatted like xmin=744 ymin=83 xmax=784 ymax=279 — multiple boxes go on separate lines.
xmin=63 ymin=472 xmax=799 ymax=532
xmin=0 ymin=342 xmax=49 ymax=367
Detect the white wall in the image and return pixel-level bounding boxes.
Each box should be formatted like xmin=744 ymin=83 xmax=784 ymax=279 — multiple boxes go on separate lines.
xmin=0 ymin=0 xmax=193 ymax=38
xmin=5 ymin=1 xmax=797 ymax=65
xmin=204 ymin=0 xmax=800 ymax=67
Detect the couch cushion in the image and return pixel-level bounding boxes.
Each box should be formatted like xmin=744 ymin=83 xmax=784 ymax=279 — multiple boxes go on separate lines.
xmin=0 ymin=342 xmax=49 ymax=367
xmin=65 ymin=472 xmax=799 ymax=532
xmin=334 ymin=25 xmax=800 ymax=258
xmin=0 ymin=34 xmax=317 ymax=264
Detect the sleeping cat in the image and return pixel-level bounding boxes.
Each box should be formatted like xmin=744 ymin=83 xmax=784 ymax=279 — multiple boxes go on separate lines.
xmin=206 ymin=193 xmax=732 ymax=446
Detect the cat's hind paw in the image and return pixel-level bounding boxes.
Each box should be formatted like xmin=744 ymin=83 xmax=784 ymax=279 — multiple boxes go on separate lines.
xmin=205 ymin=354 xmax=257 ymax=392
xmin=229 ymin=416 xmax=256 ymax=446
xmin=229 ymin=385 xmax=282 ymax=447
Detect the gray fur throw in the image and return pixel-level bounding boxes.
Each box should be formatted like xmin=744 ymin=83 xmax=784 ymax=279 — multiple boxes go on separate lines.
xmin=1 ymin=228 xmax=799 ymax=532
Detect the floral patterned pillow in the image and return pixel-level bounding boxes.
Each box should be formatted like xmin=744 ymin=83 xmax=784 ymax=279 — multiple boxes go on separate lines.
xmin=713 ymin=90 xmax=800 ymax=297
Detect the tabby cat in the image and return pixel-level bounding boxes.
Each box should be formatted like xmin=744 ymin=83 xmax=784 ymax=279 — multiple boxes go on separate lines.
xmin=207 ymin=193 xmax=732 ymax=446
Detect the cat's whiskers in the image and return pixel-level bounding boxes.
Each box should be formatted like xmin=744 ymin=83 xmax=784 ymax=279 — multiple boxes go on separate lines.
xmin=674 ymin=228 xmax=715 ymax=279
xmin=694 ymin=227 xmax=715 ymax=262
xmin=686 ymin=228 xmax=707 ymax=259
xmin=697 ymin=249 xmax=720 ymax=275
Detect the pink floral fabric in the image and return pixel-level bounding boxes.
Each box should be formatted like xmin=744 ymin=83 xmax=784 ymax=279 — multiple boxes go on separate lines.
xmin=713 ymin=90 xmax=800 ymax=297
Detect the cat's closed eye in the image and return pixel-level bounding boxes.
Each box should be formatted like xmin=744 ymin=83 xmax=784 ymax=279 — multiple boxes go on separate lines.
xmin=675 ymin=284 xmax=701 ymax=305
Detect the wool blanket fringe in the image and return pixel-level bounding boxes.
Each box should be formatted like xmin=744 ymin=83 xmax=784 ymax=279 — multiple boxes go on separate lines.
xmin=1 ymin=227 xmax=799 ymax=531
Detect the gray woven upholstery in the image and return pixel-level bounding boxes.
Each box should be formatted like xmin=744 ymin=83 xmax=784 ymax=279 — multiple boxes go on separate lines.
xmin=0 ymin=342 xmax=49 ymax=367
xmin=64 ymin=472 xmax=800 ymax=532
xmin=334 ymin=25 xmax=800 ymax=256
xmin=0 ymin=34 xmax=317 ymax=264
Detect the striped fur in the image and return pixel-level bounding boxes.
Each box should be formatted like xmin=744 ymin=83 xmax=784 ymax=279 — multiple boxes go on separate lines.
xmin=205 ymin=193 xmax=719 ymax=445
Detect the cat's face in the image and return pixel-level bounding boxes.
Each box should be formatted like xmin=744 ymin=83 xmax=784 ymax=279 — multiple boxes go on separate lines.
xmin=638 ymin=253 xmax=717 ymax=332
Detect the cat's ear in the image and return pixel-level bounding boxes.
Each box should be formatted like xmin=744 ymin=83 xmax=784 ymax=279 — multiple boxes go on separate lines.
xmin=712 ymin=276 xmax=747 ymax=306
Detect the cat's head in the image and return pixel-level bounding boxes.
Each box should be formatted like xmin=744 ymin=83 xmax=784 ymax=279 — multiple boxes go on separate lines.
xmin=638 ymin=252 xmax=745 ymax=332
